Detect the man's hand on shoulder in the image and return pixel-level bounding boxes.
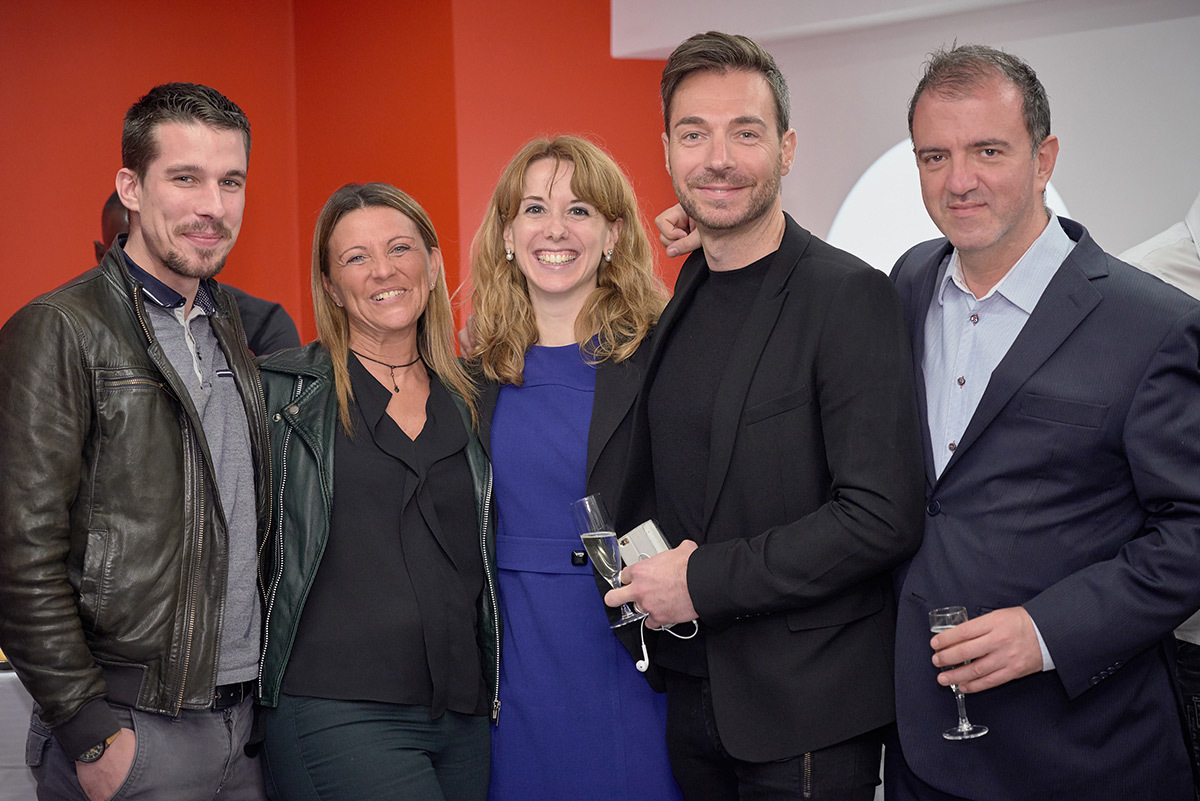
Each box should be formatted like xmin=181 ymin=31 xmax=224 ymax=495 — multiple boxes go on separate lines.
xmin=76 ymin=727 xmax=136 ymax=801
xmin=655 ymin=204 xmax=700 ymax=258
xmin=930 ymin=606 xmax=1044 ymax=693
xmin=605 ymin=540 xmax=698 ymax=628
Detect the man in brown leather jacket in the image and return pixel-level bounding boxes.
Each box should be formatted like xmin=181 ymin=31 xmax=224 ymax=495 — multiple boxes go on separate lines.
xmin=0 ymin=83 xmax=270 ymax=801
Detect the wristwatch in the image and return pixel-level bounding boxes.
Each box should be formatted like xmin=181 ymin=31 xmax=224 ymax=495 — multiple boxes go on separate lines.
xmin=76 ymin=731 xmax=121 ymax=763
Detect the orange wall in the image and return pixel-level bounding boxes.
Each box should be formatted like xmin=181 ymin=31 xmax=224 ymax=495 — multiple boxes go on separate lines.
xmin=0 ymin=1 xmax=671 ymax=338
xmin=293 ymin=0 xmax=462 ymax=340
xmin=451 ymin=0 xmax=679 ymax=298
xmin=0 ymin=0 xmax=303 ymax=330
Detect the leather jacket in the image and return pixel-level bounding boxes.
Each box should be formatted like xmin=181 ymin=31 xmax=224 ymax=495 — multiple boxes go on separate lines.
xmin=0 ymin=246 xmax=270 ymax=758
xmin=256 ymin=343 xmax=501 ymax=721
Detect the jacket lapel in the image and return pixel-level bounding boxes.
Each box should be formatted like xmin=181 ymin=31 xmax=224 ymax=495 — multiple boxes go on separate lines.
xmin=701 ymin=215 xmax=802 ymax=530
xmin=936 ymin=225 xmax=1105 ymax=483
xmin=586 ymin=358 xmax=640 ymax=486
xmin=476 ymin=380 xmax=500 ymax=460
xmin=646 ymin=253 xmax=706 ymax=377
xmin=905 ymin=242 xmax=952 ymax=490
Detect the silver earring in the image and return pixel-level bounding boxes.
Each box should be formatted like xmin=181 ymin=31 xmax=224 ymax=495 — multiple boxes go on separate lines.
xmin=604 ymin=249 xmax=613 ymax=263
xmin=505 ymin=248 xmax=514 ymax=262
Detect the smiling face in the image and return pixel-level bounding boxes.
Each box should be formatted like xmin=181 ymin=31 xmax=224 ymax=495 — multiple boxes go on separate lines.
xmin=116 ymin=122 xmax=247 ymax=296
xmin=663 ymin=69 xmax=795 ymax=234
xmin=503 ymin=158 xmax=622 ymax=315
xmin=912 ymin=75 xmax=1058 ymax=282
xmin=322 ymin=205 xmax=440 ymax=350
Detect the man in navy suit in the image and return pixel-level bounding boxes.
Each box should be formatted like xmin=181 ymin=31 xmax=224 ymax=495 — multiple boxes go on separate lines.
xmin=887 ymin=44 xmax=1200 ymax=800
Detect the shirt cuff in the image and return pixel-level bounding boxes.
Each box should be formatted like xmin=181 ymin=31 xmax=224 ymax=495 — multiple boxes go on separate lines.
xmin=1030 ymin=615 xmax=1055 ymax=671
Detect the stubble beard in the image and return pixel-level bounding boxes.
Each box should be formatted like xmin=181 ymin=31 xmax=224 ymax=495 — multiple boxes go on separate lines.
xmin=161 ymin=223 xmax=234 ymax=280
xmin=163 ymin=248 xmax=228 ymax=280
xmin=673 ymin=161 xmax=782 ymax=233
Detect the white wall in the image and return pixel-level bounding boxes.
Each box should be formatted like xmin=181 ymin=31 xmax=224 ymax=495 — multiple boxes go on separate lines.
xmin=612 ymin=0 xmax=1200 ymax=263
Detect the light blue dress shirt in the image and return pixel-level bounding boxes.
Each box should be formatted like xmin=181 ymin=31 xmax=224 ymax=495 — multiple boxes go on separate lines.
xmin=922 ymin=215 xmax=1076 ymax=670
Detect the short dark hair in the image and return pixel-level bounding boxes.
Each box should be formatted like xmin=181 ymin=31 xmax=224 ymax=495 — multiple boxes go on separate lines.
xmin=661 ymin=31 xmax=790 ymax=137
xmin=122 ymin=82 xmax=251 ymax=179
xmin=908 ymin=44 xmax=1051 ymax=153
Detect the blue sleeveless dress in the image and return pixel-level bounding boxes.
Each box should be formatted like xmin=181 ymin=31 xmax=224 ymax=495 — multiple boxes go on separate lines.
xmin=487 ymin=344 xmax=681 ymax=801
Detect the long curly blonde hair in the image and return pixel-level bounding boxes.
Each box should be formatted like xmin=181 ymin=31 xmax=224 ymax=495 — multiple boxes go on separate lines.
xmin=312 ymin=182 xmax=476 ymax=432
xmin=469 ymin=136 xmax=667 ymax=385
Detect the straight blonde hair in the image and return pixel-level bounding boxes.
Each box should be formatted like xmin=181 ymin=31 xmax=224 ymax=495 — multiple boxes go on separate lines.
xmin=312 ymin=182 xmax=477 ymax=432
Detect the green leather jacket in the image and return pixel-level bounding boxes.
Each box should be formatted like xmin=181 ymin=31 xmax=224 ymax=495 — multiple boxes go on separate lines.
xmin=0 ymin=247 xmax=271 ymax=758
xmin=255 ymin=342 xmax=500 ymax=720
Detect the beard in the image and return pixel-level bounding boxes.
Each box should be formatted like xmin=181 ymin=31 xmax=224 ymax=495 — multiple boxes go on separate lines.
xmin=673 ymin=161 xmax=782 ymax=232
xmin=161 ymin=223 xmax=233 ymax=280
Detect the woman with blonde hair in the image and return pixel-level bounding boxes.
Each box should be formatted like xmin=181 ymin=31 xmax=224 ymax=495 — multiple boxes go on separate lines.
xmin=258 ymin=182 xmax=499 ymax=801
xmin=470 ymin=137 xmax=681 ymax=800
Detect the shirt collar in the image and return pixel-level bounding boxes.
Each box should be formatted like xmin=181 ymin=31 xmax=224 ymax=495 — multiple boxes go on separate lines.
xmin=119 ymin=235 xmax=217 ymax=315
xmin=1185 ymin=191 xmax=1200 ymax=257
xmin=937 ymin=214 xmax=1075 ymax=313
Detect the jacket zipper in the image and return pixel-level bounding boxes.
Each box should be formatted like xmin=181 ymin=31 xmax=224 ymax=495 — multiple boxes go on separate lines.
xmin=254 ymin=361 xmax=275 ymax=609
xmin=481 ymin=466 xmax=501 ymax=723
xmin=176 ymin=425 xmax=205 ymax=713
xmin=101 ymin=377 xmax=165 ymax=390
xmin=258 ymin=376 xmax=303 ymax=691
xmin=802 ymin=751 xmax=813 ymax=798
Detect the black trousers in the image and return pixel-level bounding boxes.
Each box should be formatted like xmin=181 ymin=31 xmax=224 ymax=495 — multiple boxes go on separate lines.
xmin=260 ymin=693 xmax=489 ymax=801
xmin=1176 ymin=639 xmax=1200 ymax=801
xmin=663 ymin=671 xmax=882 ymax=801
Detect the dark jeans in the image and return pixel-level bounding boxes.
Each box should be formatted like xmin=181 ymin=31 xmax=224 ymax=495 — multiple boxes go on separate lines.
xmin=1177 ymin=639 xmax=1200 ymax=800
xmin=260 ymin=693 xmax=489 ymax=801
xmin=663 ymin=671 xmax=882 ymax=801
xmin=26 ymin=696 xmax=266 ymax=801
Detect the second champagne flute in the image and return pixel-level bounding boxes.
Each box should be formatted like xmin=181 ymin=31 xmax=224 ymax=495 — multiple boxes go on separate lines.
xmin=929 ymin=605 xmax=989 ymax=740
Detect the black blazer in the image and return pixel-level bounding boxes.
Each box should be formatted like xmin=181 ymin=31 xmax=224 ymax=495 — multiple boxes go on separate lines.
xmin=626 ymin=213 xmax=925 ymax=760
xmin=890 ymin=218 xmax=1200 ymax=800
xmin=476 ymin=347 xmax=660 ymax=685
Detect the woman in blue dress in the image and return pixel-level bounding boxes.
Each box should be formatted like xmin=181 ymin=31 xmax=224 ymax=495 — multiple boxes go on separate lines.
xmin=469 ymin=136 xmax=681 ymax=801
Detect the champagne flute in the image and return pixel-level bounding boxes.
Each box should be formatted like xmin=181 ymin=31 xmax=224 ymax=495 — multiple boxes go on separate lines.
xmin=572 ymin=494 xmax=647 ymax=628
xmin=928 ymin=606 xmax=989 ymax=740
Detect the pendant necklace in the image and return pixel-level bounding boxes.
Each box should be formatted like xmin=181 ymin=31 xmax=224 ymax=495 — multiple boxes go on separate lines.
xmin=350 ymin=349 xmax=421 ymax=393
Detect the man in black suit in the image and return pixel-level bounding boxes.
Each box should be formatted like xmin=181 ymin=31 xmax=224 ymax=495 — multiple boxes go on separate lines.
xmin=609 ymin=31 xmax=924 ymax=801
xmin=886 ymin=44 xmax=1200 ymax=800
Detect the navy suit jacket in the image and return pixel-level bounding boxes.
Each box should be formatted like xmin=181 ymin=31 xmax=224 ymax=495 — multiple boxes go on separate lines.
xmin=890 ymin=217 xmax=1200 ymax=800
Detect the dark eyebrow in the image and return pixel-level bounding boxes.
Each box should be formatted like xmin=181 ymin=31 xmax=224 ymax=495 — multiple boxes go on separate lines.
xmin=914 ymin=146 xmax=947 ymax=159
xmin=733 ymin=115 xmax=767 ymax=127
xmin=673 ymin=116 xmax=707 ymax=129
xmin=971 ymin=139 xmax=1009 ymax=149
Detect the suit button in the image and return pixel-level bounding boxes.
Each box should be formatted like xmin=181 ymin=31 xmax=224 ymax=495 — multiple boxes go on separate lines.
xmin=926 ymin=501 xmax=941 ymax=516
xmin=571 ymin=550 xmax=588 ymax=567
